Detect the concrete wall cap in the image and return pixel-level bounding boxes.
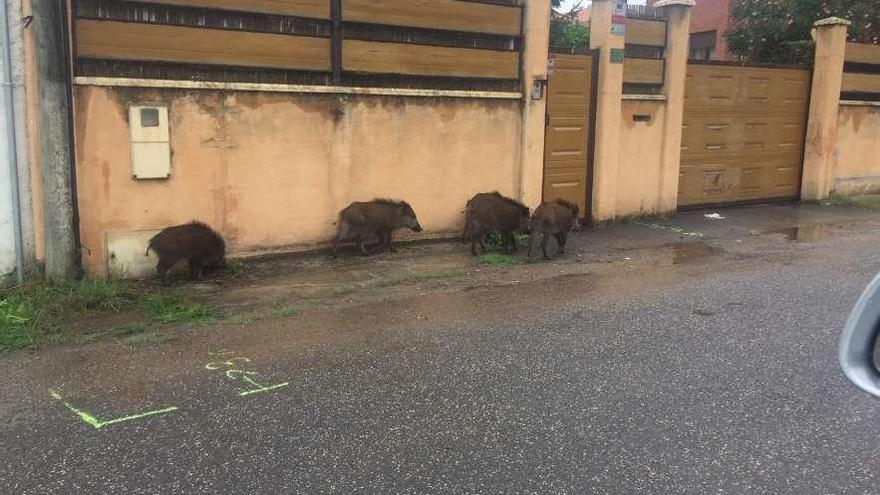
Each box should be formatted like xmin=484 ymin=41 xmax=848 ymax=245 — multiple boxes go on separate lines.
xmin=814 ymin=17 xmax=851 ymax=27
xmin=653 ymin=0 xmax=696 ymax=7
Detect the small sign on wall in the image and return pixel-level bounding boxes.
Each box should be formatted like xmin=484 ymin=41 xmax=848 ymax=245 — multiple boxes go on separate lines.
xmin=612 ymin=0 xmax=627 ymax=37
xmin=610 ymin=48 xmax=625 ymax=64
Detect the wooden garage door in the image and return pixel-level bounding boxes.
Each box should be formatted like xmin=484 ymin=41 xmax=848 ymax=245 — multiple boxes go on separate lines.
xmin=679 ymin=63 xmax=811 ymax=207
xmin=543 ymin=53 xmax=595 ymax=217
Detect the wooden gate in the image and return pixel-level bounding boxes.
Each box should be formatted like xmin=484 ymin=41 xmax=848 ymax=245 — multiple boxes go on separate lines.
xmin=678 ymin=62 xmax=811 ymax=207
xmin=543 ymin=52 xmax=597 ymax=217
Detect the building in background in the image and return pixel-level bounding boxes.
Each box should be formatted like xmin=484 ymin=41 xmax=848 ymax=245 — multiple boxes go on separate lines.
xmin=648 ymin=0 xmax=737 ymax=61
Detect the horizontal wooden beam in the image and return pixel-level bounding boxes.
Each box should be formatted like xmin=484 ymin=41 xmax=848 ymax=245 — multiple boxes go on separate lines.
xmin=624 ymin=57 xmax=664 ymax=85
xmin=626 ymin=18 xmax=666 ymax=47
xmin=342 ymin=39 xmax=519 ymax=79
xmin=343 ymin=0 xmax=521 ymax=36
xmin=842 ymin=72 xmax=880 ymax=94
xmin=845 ymin=42 xmax=880 ymax=65
xmin=76 ymin=20 xmax=331 ymax=71
xmin=122 ymin=0 xmax=330 ymax=19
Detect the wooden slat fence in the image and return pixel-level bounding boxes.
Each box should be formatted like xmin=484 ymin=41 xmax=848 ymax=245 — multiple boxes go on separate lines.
xmin=843 ymin=42 xmax=880 ymax=101
xmin=623 ymin=16 xmax=666 ymax=93
xmin=72 ymin=0 xmax=523 ymax=91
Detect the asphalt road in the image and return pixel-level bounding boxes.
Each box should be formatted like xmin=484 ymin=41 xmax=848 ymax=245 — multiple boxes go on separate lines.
xmin=3 ymin=205 xmax=880 ymax=494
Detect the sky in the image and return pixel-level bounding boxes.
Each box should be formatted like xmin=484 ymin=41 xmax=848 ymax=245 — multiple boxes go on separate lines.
xmin=556 ymin=0 xmax=647 ymax=11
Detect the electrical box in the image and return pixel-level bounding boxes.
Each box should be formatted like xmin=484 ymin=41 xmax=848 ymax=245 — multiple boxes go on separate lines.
xmin=129 ymin=106 xmax=170 ymax=179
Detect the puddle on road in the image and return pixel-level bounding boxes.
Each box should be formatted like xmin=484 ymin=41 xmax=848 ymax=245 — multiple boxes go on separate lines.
xmin=617 ymin=242 xmax=720 ymax=267
xmin=672 ymin=242 xmax=718 ymax=264
xmin=765 ymin=225 xmax=828 ymax=243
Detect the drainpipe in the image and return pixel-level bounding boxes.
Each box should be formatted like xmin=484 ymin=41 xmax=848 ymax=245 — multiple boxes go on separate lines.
xmin=0 ymin=0 xmax=24 ymax=284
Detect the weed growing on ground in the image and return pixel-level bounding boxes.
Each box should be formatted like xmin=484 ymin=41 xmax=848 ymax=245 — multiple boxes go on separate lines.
xmin=478 ymin=253 xmax=518 ymax=267
xmin=145 ymin=294 xmax=217 ymax=325
xmin=112 ymin=324 xmax=148 ymax=337
xmin=224 ymin=259 xmax=248 ymax=277
xmin=481 ymin=233 xmax=529 ymax=252
xmin=375 ymin=270 xmax=465 ymax=288
xmin=279 ymin=306 xmax=301 ymax=317
xmin=0 ymin=280 xmax=140 ymax=352
xmin=121 ymin=330 xmax=174 ymax=346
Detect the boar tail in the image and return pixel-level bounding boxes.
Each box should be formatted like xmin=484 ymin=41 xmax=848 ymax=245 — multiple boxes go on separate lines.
xmin=145 ymin=242 xmax=152 ymax=257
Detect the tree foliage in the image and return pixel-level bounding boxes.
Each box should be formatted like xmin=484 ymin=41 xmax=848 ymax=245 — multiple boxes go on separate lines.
xmin=726 ymin=0 xmax=879 ymax=65
xmin=550 ymin=21 xmax=590 ymax=51
xmin=549 ymin=1 xmax=590 ymax=52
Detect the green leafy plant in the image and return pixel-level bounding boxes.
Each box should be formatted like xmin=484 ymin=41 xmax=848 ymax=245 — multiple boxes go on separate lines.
xmin=0 ymin=280 xmax=140 ymax=352
xmin=145 ymin=294 xmax=217 ymax=324
xmin=279 ymin=306 xmax=301 ymax=318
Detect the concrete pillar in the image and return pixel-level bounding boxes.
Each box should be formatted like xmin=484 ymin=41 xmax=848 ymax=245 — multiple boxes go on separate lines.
xmin=21 ymin=0 xmax=45 ymax=266
xmin=519 ymin=0 xmax=550 ymax=208
xmin=30 ymin=0 xmax=78 ymax=280
xmin=589 ymin=0 xmax=626 ymax=222
xmin=655 ymin=0 xmax=693 ymax=213
xmin=801 ymin=17 xmax=850 ymax=201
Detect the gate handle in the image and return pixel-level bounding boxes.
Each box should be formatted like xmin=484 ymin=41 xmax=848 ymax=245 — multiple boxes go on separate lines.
xmin=840 ymin=273 xmax=880 ymax=398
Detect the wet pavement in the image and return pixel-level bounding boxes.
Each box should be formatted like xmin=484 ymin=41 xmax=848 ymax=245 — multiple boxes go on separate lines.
xmin=4 ymin=202 xmax=880 ymax=494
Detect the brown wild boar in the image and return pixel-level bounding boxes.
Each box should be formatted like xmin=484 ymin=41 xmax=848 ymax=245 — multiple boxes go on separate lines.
xmin=463 ymin=191 xmax=530 ymax=256
xmin=331 ymin=199 xmax=422 ymax=258
xmin=528 ymin=199 xmax=580 ymax=260
xmin=146 ymin=221 xmax=226 ymax=283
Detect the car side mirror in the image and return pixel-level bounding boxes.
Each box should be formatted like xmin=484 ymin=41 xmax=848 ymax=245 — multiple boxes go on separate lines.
xmin=839 ymin=273 xmax=880 ymax=398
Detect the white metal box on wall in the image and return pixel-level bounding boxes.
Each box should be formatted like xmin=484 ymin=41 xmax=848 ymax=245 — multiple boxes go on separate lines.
xmin=128 ymin=106 xmax=170 ymax=179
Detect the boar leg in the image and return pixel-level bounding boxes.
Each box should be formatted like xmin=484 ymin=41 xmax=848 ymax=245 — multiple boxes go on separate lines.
xmin=527 ymin=233 xmax=536 ymax=259
xmin=356 ymin=236 xmax=371 ymax=256
xmin=470 ymin=228 xmax=484 ymax=256
xmin=541 ymin=233 xmax=551 ymax=260
xmin=504 ymin=231 xmax=518 ymax=253
xmin=469 ymin=226 xmax=478 ymax=255
xmin=385 ymin=229 xmax=397 ymax=253
xmin=331 ymin=237 xmax=340 ymax=259
xmin=156 ymin=257 xmax=175 ymax=286
xmin=188 ymin=258 xmax=204 ymax=280
xmin=331 ymin=226 xmax=346 ymax=259
xmin=372 ymin=229 xmax=386 ymax=254
xmin=556 ymin=232 xmax=568 ymax=255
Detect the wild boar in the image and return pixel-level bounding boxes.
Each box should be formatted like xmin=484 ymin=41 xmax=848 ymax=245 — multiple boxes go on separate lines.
xmin=463 ymin=191 xmax=530 ymax=256
xmin=528 ymin=199 xmax=580 ymax=260
xmin=331 ymin=199 xmax=422 ymax=258
xmin=146 ymin=221 xmax=226 ymax=283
